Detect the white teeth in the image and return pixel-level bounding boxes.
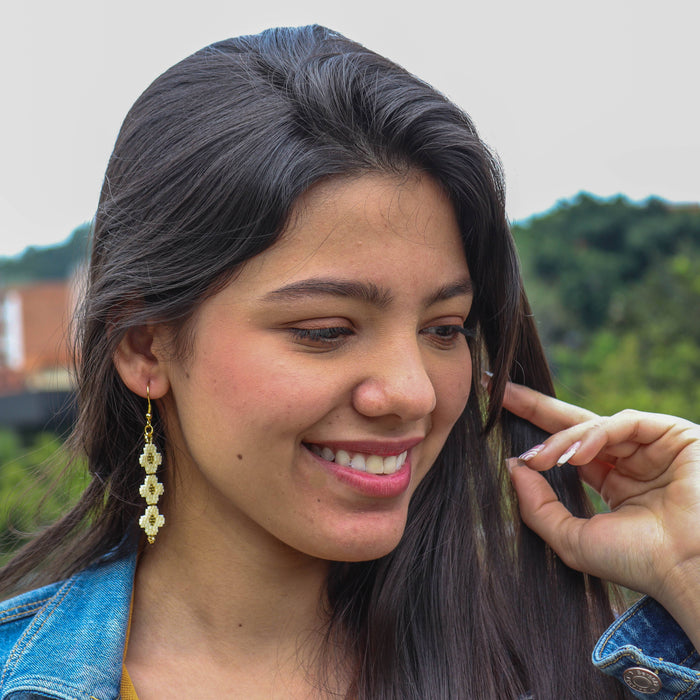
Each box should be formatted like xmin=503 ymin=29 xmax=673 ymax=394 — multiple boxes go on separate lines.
xmin=350 ymin=454 xmax=366 ymax=471
xmin=335 ymin=450 xmax=351 ymax=466
xmin=308 ymin=444 xmax=408 ymax=475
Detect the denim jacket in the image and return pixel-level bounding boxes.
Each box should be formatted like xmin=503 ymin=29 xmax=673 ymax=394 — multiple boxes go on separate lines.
xmin=0 ymin=551 xmax=698 ymax=699
xmin=0 ymin=554 xmax=133 ymax=700
xmin=593 ymin=596 xmax=700 ymax=698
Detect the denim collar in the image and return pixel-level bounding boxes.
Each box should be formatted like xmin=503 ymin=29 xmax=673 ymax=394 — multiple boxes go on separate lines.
xmin=0 ymin=549 xmax=136 ymax=700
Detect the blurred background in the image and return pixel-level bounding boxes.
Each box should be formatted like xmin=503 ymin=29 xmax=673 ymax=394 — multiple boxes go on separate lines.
xmin=1 ymin=0 xmax=698 ymax=550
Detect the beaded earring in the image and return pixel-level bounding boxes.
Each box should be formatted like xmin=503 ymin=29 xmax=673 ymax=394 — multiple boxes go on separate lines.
xmin=138 ymin=384 xmax=165 ymax=544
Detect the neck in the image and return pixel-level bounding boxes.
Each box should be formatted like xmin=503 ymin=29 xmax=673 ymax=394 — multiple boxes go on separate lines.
xmin=124 ymin=428 xmax=360 ymax=699
xmin=126 ymin=483 xmax=350 ymax=697
xmin=134 ymin=502 xmax=332 ymax=649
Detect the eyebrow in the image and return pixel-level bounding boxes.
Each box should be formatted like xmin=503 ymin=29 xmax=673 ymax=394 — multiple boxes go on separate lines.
xmin=425 ymin=279 xmax=474 ymax=307
xmin=262 ymin=276 xmax=473 ymax=309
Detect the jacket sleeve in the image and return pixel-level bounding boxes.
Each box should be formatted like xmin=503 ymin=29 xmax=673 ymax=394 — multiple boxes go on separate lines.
xmin=593 ymin=595 xmax=700 ymax=698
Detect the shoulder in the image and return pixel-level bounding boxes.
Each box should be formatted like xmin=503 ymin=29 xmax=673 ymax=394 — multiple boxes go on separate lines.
xmin=0 ymin=548 xmax=136 ymax=669
xmin=0 ymin=580 xmax=65 ymax=659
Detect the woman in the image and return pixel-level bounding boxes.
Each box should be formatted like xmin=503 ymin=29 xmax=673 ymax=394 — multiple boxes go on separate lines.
xmin=0 ymin=25 xmax=698 ymax=699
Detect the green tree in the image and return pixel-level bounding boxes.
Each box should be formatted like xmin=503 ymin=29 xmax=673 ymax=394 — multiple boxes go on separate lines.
xmin=0 ymin=223 xmax=91 ymax=286
xmin=0 ymin=430 xmax=88 ymax=562
xmin=514 ymin=194 xmax=700 ymax=423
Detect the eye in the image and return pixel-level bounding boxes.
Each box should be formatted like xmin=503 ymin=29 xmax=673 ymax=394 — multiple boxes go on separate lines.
xmin=420 ymin=323 xmax=474 ymax=349
xmin=288 ymin=326 xmax=354 ymax=349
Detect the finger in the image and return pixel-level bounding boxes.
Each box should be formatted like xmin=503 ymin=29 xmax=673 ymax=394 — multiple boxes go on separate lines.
xmin=575 ymin=460 xmax=652 ymax=513
xmin=502 ymin=381 xmax=597 ymax=434
xmin=520 ymin=406 xmax=698 ymax=468
xmin=521 ymin=429 xmax=635 ymax=471
xmin=584 ymin=409 xmax=696 ymax=449
xmin=577 ymin=459 xmax=615 ymax=496
xmin=508 ymin=460 xmax=587 ymax=571
xmin=540 ymin=411 xmax=698 ymax=478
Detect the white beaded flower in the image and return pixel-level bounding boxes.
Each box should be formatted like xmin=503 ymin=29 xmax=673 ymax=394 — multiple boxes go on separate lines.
xmin=139 ymin=443 xmax=162 ymax=474
xmin=139 ymin=505 xmax=165 ymax=543
xmin=139 ymin=474 xmax=164 ymax=505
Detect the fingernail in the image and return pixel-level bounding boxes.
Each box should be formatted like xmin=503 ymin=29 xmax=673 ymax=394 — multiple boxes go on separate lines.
xmin=518 ymin=444 xmax=545 ymax=461
xmin=505 ymin=457 xmax=524 ymax=474
xmin=480 ymin=370 xmax=494 ymax=389
xmin=556 ymin=441 xmax=581 ymax=466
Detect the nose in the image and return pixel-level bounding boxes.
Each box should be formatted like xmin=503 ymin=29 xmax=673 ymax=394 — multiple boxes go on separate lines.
xmin=351 ymin=338 xmax=437 ymax=422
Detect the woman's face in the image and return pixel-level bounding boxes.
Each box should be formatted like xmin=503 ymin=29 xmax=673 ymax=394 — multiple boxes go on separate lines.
xmin=158 ymin=172 xmax=473 ymax=562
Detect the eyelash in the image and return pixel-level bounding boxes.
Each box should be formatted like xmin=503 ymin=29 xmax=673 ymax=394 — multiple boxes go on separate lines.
xmin=288 ymin=324 xmax=475 ymax=349
xmin=421 ymin=324 xmax=474 ymax=348
xmin=289 ymin=327 xmax=354 ymax=346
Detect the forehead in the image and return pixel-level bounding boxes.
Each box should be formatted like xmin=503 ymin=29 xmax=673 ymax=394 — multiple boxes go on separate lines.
xmin=241 ymin=171 xmax=469 ymax=284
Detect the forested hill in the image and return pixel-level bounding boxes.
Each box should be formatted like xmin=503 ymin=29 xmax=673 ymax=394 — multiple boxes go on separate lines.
xmin=1 ymin=194 xmax=698 ymax=420
xmin=513 ymin=193 xmax=700 ymax=421
xmin=0 ymin=223 xmax=91 ymax=286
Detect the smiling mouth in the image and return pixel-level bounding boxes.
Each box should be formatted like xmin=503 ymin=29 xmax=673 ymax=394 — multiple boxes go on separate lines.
xmin=304 ymin=444 xmax=408 ymax=475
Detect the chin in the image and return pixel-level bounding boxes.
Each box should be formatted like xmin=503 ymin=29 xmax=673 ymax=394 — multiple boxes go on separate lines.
xmin=334 ymin=544 xmax=401 ymax=563
xmin=303 ymin=520 xmax=407 ymax=563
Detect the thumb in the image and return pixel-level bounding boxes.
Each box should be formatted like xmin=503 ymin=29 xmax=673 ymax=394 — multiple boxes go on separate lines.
xmin=508 ymin=458 xmax=585 ymax=571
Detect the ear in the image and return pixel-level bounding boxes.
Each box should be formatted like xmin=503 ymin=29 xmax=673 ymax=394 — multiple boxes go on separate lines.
xmin=113 ymin=325 xmax=171 ymax=399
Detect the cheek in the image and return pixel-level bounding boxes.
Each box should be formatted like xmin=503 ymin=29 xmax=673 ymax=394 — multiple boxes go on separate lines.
xmin=434 ymin=350 xmax=473 ymax=426
xmin=198 ymin=343 xmax=343 ymax=434
xmin=411 ymin=353 xmax=471 ymax=488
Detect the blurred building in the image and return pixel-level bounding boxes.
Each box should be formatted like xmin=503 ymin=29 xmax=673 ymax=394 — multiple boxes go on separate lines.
xmin=0 ymin=280 xmax=76 ymax=432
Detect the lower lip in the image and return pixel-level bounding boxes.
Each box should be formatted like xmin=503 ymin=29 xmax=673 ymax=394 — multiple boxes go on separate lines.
xmin=304 ymin=446 xmax=413 ymax=498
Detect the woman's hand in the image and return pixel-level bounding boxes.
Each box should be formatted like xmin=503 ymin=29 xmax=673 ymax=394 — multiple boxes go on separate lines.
xmin=502 ymin=381 xmax=700 ymax=645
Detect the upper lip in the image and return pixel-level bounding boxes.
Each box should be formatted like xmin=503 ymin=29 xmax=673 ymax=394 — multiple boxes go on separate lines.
xmin=302 ymin=437 xmax=424 ymax=456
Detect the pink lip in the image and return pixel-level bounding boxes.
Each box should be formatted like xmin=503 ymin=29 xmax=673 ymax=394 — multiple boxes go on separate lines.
xmin=302 ymin=440 xmax=421 ymax=498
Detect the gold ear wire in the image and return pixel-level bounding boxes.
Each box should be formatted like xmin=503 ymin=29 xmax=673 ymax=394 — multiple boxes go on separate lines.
xmin=138 ymin=384 xmax=165 ymax=544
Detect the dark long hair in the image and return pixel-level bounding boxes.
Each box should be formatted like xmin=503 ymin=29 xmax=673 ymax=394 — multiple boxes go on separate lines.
xmin=1 ymin=25 xmax=627 ymax=698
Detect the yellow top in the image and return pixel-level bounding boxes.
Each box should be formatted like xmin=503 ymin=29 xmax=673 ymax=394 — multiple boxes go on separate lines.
xmin=121 ymin=666 xmax=139 ymax=700
xmin=120 ymin=595 xmax=140 ymax=700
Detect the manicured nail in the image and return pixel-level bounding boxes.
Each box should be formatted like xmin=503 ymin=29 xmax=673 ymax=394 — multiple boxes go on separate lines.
xmin=480 ymin=370 xmax=494 ymax=389
xmin=518 ymin=444 xmax=545 ymax=461
xmin=505 ymin=457 xmax=524 ymax=474
xmin=556 ymin=441 xmax=581 ymax=466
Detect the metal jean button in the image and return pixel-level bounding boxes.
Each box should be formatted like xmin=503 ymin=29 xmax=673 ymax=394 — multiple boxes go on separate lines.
xmin=622 ymin=667 xmax=662 ymax=694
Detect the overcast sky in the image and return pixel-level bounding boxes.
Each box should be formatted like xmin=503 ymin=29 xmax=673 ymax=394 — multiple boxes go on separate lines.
xmin=1 ymin=0 xmax=698 ymax=258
